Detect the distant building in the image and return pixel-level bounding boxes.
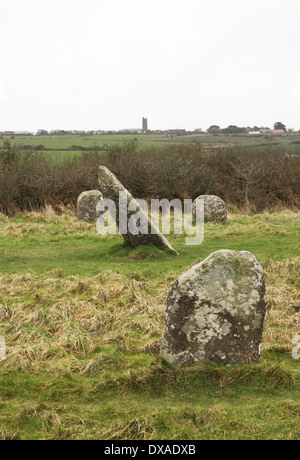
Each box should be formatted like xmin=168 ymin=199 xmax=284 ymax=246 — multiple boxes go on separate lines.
xmin=259 ymin=129 xmax=285 ymax=135
xmin=259 ymin=129 xmax=272 ymax=134
xmin=166 ymin=129 xmax=186 ymax=135
xmin=272 ymin=130 xmax=285 ymax=135
xmin=119 ymin=129 xmax=140 ymax=134
xmin=142 ymin=117 xmax=148 ymax=133
xmin=14 ymin=131 xmax=33 ymax=135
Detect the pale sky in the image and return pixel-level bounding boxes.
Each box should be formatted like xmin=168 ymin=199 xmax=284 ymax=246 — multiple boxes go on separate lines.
xmin=1 ymin=0 xmax=300 ymax=132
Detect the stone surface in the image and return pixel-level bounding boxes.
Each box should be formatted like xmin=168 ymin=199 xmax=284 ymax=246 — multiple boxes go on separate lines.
xmin=160 ymin=250 xmax=266 ymax=365
xmin=77 ymin=190 xmax=103 ymax=222
xmin=192 ymin=195 xmax=227 ymax=224
xmin=98 ymin=166 xmax=178 ymax=254
xmin=0 ymin=335 xmax=6 ymax=361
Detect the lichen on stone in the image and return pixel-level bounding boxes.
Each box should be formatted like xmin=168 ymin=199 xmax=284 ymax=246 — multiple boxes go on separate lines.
xmin=192 ymin=195 xmax=227 ymax=224
xmin=77 ymin=190 xmax=103 ymax=223
xmin=160 ymin=249 xmax=267 ymax=365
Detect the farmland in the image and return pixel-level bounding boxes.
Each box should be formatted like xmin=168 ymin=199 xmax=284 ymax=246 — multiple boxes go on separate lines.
xmin=1 ymin=132 xmax=300 ymax=162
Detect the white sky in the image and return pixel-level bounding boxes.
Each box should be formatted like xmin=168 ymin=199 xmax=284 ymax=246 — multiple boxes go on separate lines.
xmin=1 ymin=0 xmax=300 ymax=131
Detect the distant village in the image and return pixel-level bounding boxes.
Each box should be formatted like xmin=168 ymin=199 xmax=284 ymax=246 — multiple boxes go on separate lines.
xmin=0 ymin=119 xmax=295 ymax=137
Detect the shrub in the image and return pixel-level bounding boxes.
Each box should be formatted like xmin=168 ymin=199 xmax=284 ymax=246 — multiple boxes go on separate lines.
xmin=0 ymin=141 xmax=299 ymax=215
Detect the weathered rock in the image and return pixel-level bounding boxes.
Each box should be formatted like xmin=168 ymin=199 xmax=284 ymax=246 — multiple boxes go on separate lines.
xmin=0 ymin=335 xmax=6 ymax=361
xmin=98 ymin=166 xmax=178 ymax=254
xmin=192 ymin=195 xmax=227 ymax=224
xmin=161 ymin=250 xmax=266 ymax=365
xmin=77 ymin=190 xmax=103 ymax=222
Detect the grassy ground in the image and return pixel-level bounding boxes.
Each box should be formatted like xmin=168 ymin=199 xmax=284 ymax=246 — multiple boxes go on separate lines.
xmin=0 ymin=209 xmax=299 ymax=440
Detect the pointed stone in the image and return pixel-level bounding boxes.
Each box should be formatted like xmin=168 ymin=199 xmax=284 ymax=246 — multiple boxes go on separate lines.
xmin=98 ymin=166 xmax=178 ymax=254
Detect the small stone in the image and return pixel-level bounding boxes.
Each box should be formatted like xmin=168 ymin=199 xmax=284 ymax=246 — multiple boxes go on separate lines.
xmin=192 ymin=195 xmax=227 ymax=224
xmin=77 ymin=190 xmax=103 ymax=222
xmin=0 ymin=336 xmax=6 ymax=361
xmin=160 ymin=250 xmax=267 ymax=365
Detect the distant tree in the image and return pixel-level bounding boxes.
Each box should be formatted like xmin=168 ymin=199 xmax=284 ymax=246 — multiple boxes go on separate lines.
xmin=222 ymin=125 xmax=247 ymax=135
xmin=274 ymin=122 xmax=286 ymax=132
xmin=37 ymin=129 xmax=49 ymax=136
xmin=207 ymin=125 xmax=221 ymax=135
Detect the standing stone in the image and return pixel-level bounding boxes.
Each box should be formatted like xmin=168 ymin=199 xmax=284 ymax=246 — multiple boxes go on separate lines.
xmin=192 ymin=195 xmax=227 ymax=224
xmin=77 ymin=190 xmax=103 ymax=223
xmin=0 ymin=336 xmax=6 ymax=361
xmin=161 ymin=250 xmax=266 ymax=365
xmin=98 ymin=166 xmax=178 ymax=254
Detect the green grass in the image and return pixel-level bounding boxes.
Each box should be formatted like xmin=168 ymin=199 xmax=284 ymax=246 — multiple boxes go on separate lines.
xmin=1 ymin=133 xmax=300 ymax=160
xmin=0 ymin=209 xmax=299 ymax=440
xmin=0 ymin=211 xmax=299 ymax=277
xmin=0 ymin=134 xmax=168 ymax=151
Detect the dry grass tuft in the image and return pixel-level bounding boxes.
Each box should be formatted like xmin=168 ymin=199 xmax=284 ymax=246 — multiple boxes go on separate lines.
xmin=103 ymin=416 xmax=156 ymax=440
xmin=0 ymin=430 xmax=20 ymax=440
xmin=0 ymin=252 xmax=299 ymax=375
xmin=263 ymin=256 xmax=300 ymax=352
xmin=0 ymin=270 xmax=162 ymax=375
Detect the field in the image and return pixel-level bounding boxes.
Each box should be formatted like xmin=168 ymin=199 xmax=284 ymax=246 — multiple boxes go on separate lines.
xmin=0 ymin=209 xmax=299 ymax=440
xmin=1 ymin=132 xmax=300 ymax=162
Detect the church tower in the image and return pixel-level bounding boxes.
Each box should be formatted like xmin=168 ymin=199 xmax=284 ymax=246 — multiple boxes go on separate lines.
xmin=142 ymin=117 xmax=148 ymax=133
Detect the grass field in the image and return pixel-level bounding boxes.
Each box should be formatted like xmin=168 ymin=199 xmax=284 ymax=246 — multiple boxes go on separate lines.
xmin=0 ymin=209 xmax=299 ymax=440
xmin=1 ymin=132 xmax=300 ymax=161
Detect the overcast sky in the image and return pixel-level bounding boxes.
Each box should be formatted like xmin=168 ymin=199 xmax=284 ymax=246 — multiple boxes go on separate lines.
xmin=1 ymin=0 xmax=300 ymax=132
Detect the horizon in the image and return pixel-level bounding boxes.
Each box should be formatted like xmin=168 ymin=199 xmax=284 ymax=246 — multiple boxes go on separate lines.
xmin=0 ymin=121 xmax=293 ymax=134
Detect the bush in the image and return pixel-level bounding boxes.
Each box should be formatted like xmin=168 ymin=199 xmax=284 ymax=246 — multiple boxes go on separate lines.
xmin=99 ymin=143 xmax=300 ymax=210
xmin=0 ymin=141 xmax=299 ymax=215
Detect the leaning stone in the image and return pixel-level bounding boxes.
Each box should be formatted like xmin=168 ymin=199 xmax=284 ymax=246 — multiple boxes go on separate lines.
xmin=77 ymin=190 xmax=103 ymax=222
xmin=98 ymin=166 xmax=178 ymax=254
xmin=192 ymin=195 xmax=227 ymax=224
xmin=160 ymin=250 xmax=266 ymax=365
